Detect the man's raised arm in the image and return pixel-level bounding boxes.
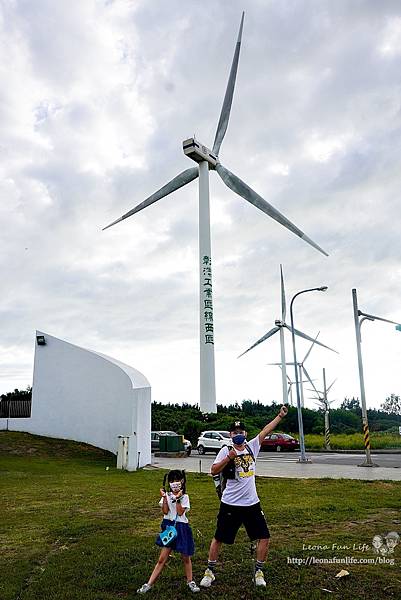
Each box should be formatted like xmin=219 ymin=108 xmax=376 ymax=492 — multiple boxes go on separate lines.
xmin=258 ymin=405 xmax=288 ymax=444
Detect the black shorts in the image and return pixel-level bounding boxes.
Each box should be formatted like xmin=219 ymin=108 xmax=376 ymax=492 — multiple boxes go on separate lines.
xmin=214 ymin=501 xmax=270 ymax=545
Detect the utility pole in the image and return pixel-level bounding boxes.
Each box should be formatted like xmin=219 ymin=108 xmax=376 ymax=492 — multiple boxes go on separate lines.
xmin=352 ymin=288 xmax=401 ymax=467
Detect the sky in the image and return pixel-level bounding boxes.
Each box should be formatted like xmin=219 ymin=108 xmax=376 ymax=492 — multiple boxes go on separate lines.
xmin=1 ymin=0 xmax=401 ymax=411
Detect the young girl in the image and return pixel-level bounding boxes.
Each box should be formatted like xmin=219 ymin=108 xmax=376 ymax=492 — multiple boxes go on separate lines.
xmin=137 ymin=469 xmax=200 ymax=594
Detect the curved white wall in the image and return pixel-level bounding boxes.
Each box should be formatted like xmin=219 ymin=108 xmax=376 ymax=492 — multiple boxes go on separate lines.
xmin=3 ymin=331 xmax=151 ymax=467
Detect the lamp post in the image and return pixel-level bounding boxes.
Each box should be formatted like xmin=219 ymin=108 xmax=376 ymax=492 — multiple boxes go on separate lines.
xmin=290 ymin=286 xmax=328 ymax=463
xmin=352 ymin=288 xmax=401 ymax=467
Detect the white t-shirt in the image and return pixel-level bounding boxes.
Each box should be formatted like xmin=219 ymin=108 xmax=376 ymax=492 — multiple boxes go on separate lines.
xmin=159 ymin=492 xmax=190 ymax=523
xmin=213 ymin=435 xmax=261 ymax=506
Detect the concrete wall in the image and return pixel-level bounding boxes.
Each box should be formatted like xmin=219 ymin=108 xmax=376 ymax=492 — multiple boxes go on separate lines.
xmin=1 ymin=331 xmax=151 ymax=467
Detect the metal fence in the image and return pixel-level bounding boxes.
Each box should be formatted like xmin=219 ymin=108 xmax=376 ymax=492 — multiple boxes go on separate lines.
xmin=0 ymin=399 xmax=32 ymax=418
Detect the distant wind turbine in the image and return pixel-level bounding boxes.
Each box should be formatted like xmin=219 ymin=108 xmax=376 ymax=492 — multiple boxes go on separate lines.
xmin=276 ymin=366 xmax=311 ymax=407
xmin=308 ymin=368 xmax=337 ymax=448
xmin=103 ymin=13 xmax=328 ymax=413
xmin=239 ymin=267 xmax=335 ymax=406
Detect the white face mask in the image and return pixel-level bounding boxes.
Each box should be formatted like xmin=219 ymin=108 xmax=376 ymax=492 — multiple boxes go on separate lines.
xmin=169 ymin=481 xmax=182 ymax=492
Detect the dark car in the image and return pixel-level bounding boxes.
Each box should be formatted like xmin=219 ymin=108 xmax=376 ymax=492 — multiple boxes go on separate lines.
xmin=260 ymin=433 xmax=299 ymax=452
xmin=151 ymin=430 xmax=192 ymax=456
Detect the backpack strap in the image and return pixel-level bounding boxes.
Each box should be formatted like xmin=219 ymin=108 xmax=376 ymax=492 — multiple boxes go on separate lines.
xmin=245 ymin=443 xmax=255 ymax=461
xmin=227 ymin=443 xmax=254 ymax=460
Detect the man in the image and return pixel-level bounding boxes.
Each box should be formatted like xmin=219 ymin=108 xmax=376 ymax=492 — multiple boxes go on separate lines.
xmin=200 ymin=405 xmax=288 ymax=588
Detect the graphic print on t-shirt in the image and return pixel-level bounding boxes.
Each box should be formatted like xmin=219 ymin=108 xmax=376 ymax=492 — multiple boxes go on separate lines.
xmin=234 ymin=453 xmax=255 ymax=477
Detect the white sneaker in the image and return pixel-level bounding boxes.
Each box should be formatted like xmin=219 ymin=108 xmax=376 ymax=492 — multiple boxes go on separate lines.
xmin=188 ymin=580 xmax=200 ymax=593
xmin=200 ymin=568 xmax=215 ymax=588
xmin=255 ymin=569 xmax=266 ymax=587
xmin=137 ymin=583 xmax=152 ymax=593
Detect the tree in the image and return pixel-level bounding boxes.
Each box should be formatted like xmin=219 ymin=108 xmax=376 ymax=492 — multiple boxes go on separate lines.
xmin=0 ymin=386 xmax=32 ymax=418
xmin=183 ymin=419 xmax=205 ymax=445
xmin=0 ymin=386 xmax=32 ymax=401
xmin=380 ymin=394 xmax=401 ymax=416
xmin=340 ymin=397 xmax=361 ymax=412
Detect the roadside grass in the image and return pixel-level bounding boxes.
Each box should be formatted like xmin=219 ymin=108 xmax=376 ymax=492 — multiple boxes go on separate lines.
xmin=302 ymin=432 xmax=401 ymax=450
xmin=1 ymin=431 xmax=401 ymax=600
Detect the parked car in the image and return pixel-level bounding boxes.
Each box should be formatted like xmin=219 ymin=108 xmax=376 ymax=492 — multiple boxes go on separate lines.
xmin=151 ymin=431 xmax=192 ymax=456
xmin=261 ymin=433 xmax=299 ymax=452
xmin=197 ymin=430 xmax=231 ymax=455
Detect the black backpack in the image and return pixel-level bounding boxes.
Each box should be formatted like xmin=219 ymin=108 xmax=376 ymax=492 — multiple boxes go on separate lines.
xmin=212 ymin=444 xmax=255 ymax=499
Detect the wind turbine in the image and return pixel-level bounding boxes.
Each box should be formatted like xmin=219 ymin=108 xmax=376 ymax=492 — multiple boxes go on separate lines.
xmin=276 ymin=366 xmax=311 ymax=407
xmin=267 ymin=332 xmax=337 ymax=408
xmin=308 ymin=368 xmax=337 ymax=448
xmin=239 ymin=267 xmax=335 ymax=406
xmin=103 ymin=13 xmax=328 ymax=414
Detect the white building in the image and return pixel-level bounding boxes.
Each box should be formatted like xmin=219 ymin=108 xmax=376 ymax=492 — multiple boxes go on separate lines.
xmin=1 ymin=331 xmax=151 ymax=470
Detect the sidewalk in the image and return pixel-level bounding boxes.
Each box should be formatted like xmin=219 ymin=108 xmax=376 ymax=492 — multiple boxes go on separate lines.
xmin=151 ymin=455 xmax=401 ymax=481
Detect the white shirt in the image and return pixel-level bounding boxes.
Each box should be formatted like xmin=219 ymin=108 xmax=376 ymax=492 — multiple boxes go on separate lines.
xmin=213 ymin=435 xmax=261 ymax=506
xmin=159 ymin=492 xmax=190 ymax=523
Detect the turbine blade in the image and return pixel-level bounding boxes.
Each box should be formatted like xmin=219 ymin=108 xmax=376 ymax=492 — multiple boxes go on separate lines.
xmin=303 ymin=366 xmax=319 ymax=395
xmin=280 ymin=264 xmax=286 ymax=321
xmin=313 ymin=400 xmax=325 ymax=408
xmin=212 ymin=12 xmax=244 ymax=156
xmin=284 ymin=324 xmax=338 ymax=353
xmin=216 ymin=164 xmax=328 ymax=256
xmin=237 ymin=326 xmax=279 ymax=358
xmin=327 ymin=378 xmax=337 ymax=393
xmin=267 ymin=362 xmax=297 ymax=366
xmin=103 ymin=167 xmax=199 ymax=230
xmin=302 ymin=331 xmax=320 ymax=363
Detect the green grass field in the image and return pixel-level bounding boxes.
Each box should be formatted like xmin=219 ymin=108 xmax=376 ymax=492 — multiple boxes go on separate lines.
xmin=303 ymin=432 xmax=401 ymax=450
xmin=1 ymin=431 xmax=401 ymax=600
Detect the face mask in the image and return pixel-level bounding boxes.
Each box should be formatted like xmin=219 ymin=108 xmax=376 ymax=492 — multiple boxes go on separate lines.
xmin=169 ymin=481 xmax=182 ymax=492
xmin=232 ymin=433 xmax=246 ymax=445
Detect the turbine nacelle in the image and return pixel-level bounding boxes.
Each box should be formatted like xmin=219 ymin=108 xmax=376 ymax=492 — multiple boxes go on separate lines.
xmin=183 ymin=138 xmax=218 ymax=168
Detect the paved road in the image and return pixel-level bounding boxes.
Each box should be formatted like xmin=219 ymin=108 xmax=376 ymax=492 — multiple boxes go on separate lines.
xmin=151 ymin=452 xmax=401 ymax=481
xmin=258 ymin=451 xmax=401 ymax=468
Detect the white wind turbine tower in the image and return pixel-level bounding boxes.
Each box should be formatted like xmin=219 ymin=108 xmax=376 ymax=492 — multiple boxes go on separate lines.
xmin=239 ymin=267 xmax=334 ymax=406
xmin=103 ymin=13 xmax=328 ymax=413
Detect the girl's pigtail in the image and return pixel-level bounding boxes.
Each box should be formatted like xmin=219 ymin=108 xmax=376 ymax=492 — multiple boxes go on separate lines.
xmin=182 ymin=470 xmax=187 ymax=494
xmin=162 ymin=473 xmax=168 ymax=492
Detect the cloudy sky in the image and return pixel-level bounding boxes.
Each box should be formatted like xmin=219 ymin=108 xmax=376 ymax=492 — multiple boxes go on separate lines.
xmin=2 ymin=0 xmax=401 ymax=411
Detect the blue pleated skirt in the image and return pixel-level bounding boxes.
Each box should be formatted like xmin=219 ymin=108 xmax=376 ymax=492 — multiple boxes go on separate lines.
xmin=155 ymin=518 xmax=195 ymax=556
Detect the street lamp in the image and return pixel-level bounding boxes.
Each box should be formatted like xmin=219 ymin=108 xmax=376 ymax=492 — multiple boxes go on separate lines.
xmin=352 ymin=288 xmax=401 ymax=467
xmin=290 ymin=286 xmax=328 ymax=463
